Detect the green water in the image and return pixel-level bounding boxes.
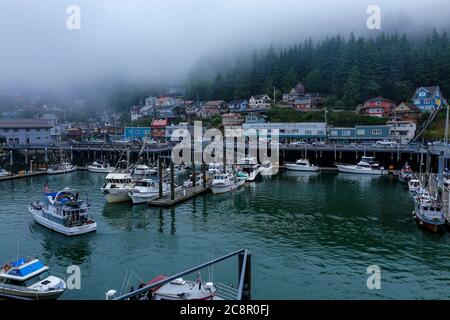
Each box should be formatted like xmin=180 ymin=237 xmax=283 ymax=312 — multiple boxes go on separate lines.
xmin=1 ymin=171 xmax=450 ymax=299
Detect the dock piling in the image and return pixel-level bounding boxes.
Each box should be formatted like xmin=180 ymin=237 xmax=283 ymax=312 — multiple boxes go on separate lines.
xmin=170 ymin=161 xmax=175 ymax=200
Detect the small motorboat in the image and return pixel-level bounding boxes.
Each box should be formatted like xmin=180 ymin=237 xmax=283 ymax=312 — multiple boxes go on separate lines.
xmin=129 ymin=179 xmax=182 ymax=204
xmin=336 ymin=156 xmax=386 ymax=175
xmin=408 ymin=179 xmax=421 ymax=195
xmin=101 ymin=172 xmax=135 ymax=203
xmin=0 ymin=168 xmax=12 ymax=177
xmin=132 ymin=164 xmax=157 ymax=176
xmin=208 ymin=163 xmax=223 ymax=175
xmin=47 ymin=162 xmax=77 ymax=175
xmin=285 ymin=159 xmax=319 ymax=172
xmin=0 ymin=257 xmax=66 ymax=300
xmin=132 ymin=275 xmax=217 ymax=301
xmin=237 ymin=157 xmax=263 ymax=181
xmin=88 ymin=161 xmax=114 ymax=173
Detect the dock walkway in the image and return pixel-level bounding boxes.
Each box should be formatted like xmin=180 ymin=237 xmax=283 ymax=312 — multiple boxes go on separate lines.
xmin=149 ymin=185 xmax=210 ymax=207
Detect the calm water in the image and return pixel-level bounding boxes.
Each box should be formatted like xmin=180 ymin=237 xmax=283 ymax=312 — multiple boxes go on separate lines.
xmin=1 ymin=171 xmax=450 ymax=300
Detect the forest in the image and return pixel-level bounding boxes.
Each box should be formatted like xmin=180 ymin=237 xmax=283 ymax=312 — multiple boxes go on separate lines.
xmin=186 ymin=31 xmax=450 ymax=108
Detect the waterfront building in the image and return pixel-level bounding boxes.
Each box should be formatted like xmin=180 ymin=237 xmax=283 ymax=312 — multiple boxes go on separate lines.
xmin=123 ymin=127 xmax=151 ymax=141
xmin=328 ymin=125 xmax=390 ymax=144
xmin=151 ymin=118 xmax=170 ymax=141
xmin=242 ymin=122 xmax=327 ymax=142
xmin=0 ymin=119 xmax=53 ymax=145
xmin=387 ymin=121 xmax=417 ymax=144
xmin=282 ymin=82 xmax=305 ymax=104
xmin=249 ymin=95 xmax=272 ymax=109
xmin=358 ymin=97 xmax=396 ymax=118
xmin=412 ymin=86 xmax=447 ymax=112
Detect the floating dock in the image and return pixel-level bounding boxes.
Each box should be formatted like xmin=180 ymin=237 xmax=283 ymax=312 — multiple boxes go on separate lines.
xmin=0 ymin=171 xmax=46 ymax=181
xmin=149 ymin=185 xmax=210 ymax=207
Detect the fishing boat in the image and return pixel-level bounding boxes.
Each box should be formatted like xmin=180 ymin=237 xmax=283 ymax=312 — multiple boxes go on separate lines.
xmin=128 ymin=179 xmax=182 ymax=204
xmin=132 ymin=164 xmax=157 ymax=176
xmin=101 ymin=172 xmax=134 ymax=203
xmin=130 ymin=275 xmax=217 ymax=301
xmin=47 ymin=162 xmax=77 ymax=175
xmin=413 ymin=192 xmax=445 ymax=233
xmin=285 ymin=159 xmax=319 ymax=172
xmin=28 ymin=188 xmax=96 ymax=236
xmin=208 ymin=163 xmax=223 ymax=175
xmin=336 ymin=156 xmax=386 ymax=175
xmin=210 ymin=173 xmax=245 ymax=194
xmin=166 ymin=165 xmax=186 ymax=176
xmin=260 ymin=161 xmax=278 ymax=176
xmin=237 ymin=157 xmax=263 ymax=181
xmin=88 ymin=161 xmax=114 ymax=173
xmin=0 ymin=257 xmax=66 ymax=300
xmin=183 ymin=172 xmax=207 ymax=188
xmin=0 ymin=168 xmax=11 ymax=177
xmin=399 ymin=162 xmax=414 ymax=183
xmin=408 ymin=179 xmax=421 ymax=195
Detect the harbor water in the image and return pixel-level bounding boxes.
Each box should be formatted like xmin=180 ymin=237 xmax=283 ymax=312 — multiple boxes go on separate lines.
xmin=1 ymin=170 xmax=450 ymax=299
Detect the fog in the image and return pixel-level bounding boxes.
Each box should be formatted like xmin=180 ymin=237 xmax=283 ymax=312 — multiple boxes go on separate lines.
xmin=0 ymin=0 xmax=449 ymax=96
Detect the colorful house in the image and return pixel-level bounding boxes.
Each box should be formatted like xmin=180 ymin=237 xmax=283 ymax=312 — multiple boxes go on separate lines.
xmin=222 ymin=113 xmax=244 ymax=127
xmin=359 ymin=97 xmax=396 ymax=118
xmin=411 ymin=86 xmax=447 ymax=112
xmin=249 ymin=95 xmax=272 ymax=109
xmin=392 ymin=102 xmax=421 ymax=123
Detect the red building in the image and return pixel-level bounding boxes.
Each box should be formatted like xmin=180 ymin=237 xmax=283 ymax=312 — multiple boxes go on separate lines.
xmin=359 ymin=97 xmax=396 ymax=118
xmin=151 ymin=118 xmax=170 ymax=141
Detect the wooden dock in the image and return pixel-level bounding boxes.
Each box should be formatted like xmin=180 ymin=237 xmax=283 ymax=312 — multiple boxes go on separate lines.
xmin=0 ymin=171 xmax=46 ymax=181
xmin=149 ymin=185 xmax=210 ymax=207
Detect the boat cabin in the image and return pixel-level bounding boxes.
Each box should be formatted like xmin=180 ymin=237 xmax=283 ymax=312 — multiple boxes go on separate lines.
xmin=0 ymin=258 xmax=50 ymax=288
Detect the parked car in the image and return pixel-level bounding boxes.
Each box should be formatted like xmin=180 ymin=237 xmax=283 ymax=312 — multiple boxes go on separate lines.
xmin=372 ymin=140 xmax=399 ymax=147
xmin=289 ymin=141 xmax=310 ymax=147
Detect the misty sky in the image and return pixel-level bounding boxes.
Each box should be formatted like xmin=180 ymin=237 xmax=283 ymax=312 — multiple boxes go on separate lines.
xmin=0 ymin=0 xmax=449 ymax=95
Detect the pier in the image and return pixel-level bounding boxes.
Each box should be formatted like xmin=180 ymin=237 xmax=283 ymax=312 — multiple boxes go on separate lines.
xmin=149 ymin=185 xmax=210 ymax=207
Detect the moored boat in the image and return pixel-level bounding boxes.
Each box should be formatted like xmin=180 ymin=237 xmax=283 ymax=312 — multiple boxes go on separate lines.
xmin=129 ymin=179 xmax=182 ymax=204
xmin=47 ymin=162 xmax=77 ymax=175
xmin=210 ymin=173 xmax=245 ymax=194
xmin=336 ymin=156 xmax=386 ymax=175
xmin=101 ymin=172 xmax=134 ymax=203
xmin=408 ymin=179 xmax=421 ymax=195
xmin=399 ymin=162 xmax=414 ymax=183
xmin=237 ymin=157 xmax=263 ymax=181
xmin=285 ymin=159 xmax=319 ymax=172
xmin=413 ymin=192 xmax=445 ymax=233
xmin=0 ymin=257 xmax=66 ymax=300
xmin=28 ymin=188 xmax=96 ymax=236
xmin=88 ymin=161 xmax=114 ymax=173
xmin=0 ymin=168 xmax=12 ymax=177
xmin=132 ymin=164 xmax=157 ymax=176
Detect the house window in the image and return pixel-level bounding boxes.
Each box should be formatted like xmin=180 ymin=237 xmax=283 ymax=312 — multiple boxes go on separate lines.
xmin=372 ymin=129 xmax=382 ymax=135
xmin=330 ymin=131 xmax=338 ymax=136
xmin=318 ymin=130 xmax=325 ymax=135
xmin=357 ymin=129 xmax=365 ymax=135
xmin=342 ymin=130 xmax=352 ymax=137
xmin=305 ymin=130 xmax=312 ymax=135
xmin=419 ymin=92 xmax=426 ymax=97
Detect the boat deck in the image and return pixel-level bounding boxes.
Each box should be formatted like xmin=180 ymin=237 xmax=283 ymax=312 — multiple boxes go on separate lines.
xmin=0 ymin=171 xmax=46 ymax=181
xmin=148 ymin=185 xmax=210 ymax=207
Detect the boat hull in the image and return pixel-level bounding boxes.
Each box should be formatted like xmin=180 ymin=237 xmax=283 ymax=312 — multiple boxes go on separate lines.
xmin=47 ymin=166 xmax=77 ymax=175
xmin=0 ymin=286 xmax=64 ymax=300
xmin=415 ymin=216 xmax=445 ymax=233
xmin=29 ymin=206 xmax=96 ymax=236
xmin=285 ymin=164 xmax=319 ymax=172
xmin=129 ymin=187 xmax=182 ymax=204
xmin=88 ymin=167 xmax=114 ymax=173
xmin=336 ymin=165 xmax=385 ymax=175
xmin=101 ymin=188 xmax=132 ymax=203
xmin=211 ymin=180 xmax=244 ymax=194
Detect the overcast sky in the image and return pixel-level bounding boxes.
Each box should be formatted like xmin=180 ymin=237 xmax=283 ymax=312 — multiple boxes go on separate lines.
xmin=0 ymin=0 xmax=449 ymax=95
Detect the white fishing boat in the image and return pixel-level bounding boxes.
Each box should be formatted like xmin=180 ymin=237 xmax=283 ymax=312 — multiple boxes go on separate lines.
xmin=210 ymin=173 xmax=245 ymax=194
xmin=88 ymin=161 xmax=114 ymax=173
xmin=0 ymin=168 xmax=11 ymax=177
xmin=128 ymin=179 xmax=182 ymax=204
xmin=208 ymin=162 xmax=223 ymax=175
xmin=399 ymin=162 xmax=414 ymax=183
xmin=183 ymin=173 xmax=207 ymax=188
xmin=413 ymin=192 xmax=445 ymax=233
xmin=132 ymin=164 xmax=157 ymax=176
xmin=0 ymin=257 xmax=66 ymax=300
xmin=101 ymin=172 xmax=134 ymax=203
xmin=47 ymin=162 xmax=77 ymax=175
xmin=166 ymin=165 xmax=186 ymax=176
xmin=28 ymin=188 xmax=97 ymax=236
xmin=336 ymin=156 xmax=386 ymax=175
xmin=408 ymin=179 xmax=421 ymax=195
xmin=285 ymin=159 xmax=319 ymax=172
xmin=260 ymin=161 xmax=278 ymax=176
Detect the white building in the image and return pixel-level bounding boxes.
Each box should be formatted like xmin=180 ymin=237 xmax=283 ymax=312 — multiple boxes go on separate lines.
xmin=249 ymin=95 xmax=272 ymax=109
xmin=387 ymin=121 xmax=417 ymax=144
xmin=242 ymin=122 xmax=327 ymax=142
xmin=0 ymin=119 xmax=53 ymax=145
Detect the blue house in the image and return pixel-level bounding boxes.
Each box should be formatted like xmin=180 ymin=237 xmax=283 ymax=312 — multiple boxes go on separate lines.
xmin=124 ymin=127 xmax=151 ymax=141
xmin=412 ymin=86 xmax=447 ymax=112
xmin=228 ymin=99 xmax=249 ymax=112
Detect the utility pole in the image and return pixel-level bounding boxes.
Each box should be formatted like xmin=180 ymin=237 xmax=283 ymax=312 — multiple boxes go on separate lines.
xmin=444 ymin=103 xmax=449 ymax=144
xmin=273 ymin=86 xmax=276 ymax=105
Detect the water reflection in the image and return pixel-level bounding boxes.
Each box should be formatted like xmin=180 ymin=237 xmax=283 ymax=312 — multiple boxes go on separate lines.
xmin=102 ymin=202 xmax=153 ymax=232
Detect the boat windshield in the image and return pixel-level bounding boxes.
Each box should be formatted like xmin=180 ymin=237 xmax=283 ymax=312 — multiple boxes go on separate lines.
xmin=23 ymin=270 xmax=51 ymax=287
